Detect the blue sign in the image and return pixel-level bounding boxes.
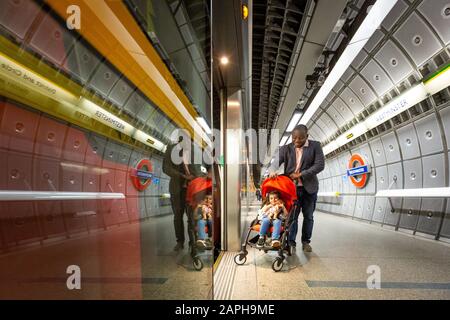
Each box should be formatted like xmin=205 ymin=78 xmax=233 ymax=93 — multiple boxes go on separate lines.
xmin=136 ymin=170 xmax=153 ymax=180
xmin=347 ymin=165 xmax=369 ymax=177
xmin=152 ymin=177 xmax=160 ymax=184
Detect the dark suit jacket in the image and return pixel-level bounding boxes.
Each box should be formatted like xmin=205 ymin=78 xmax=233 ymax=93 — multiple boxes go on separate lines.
xmin=162 ymin=143 xmax=203 ymax=193
xmin=270 ymin=140 xmax=325 ymax=194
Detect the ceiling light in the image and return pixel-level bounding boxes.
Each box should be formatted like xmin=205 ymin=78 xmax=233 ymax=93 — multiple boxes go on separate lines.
xmin=220 ymin=56 xmax=229 ymax=65
xmin=286 ymin=111 xmax=303 ymax=132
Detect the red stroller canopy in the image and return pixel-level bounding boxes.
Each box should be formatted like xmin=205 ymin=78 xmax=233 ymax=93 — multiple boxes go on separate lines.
xmin=261 ymin=176 xmax=297 ymax=212
xmin=186 ymin=177 xmax=213 ymax=208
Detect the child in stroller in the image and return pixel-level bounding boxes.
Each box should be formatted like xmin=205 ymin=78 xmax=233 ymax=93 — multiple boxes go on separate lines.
xmin=256 ymin=191 xmax=288 ymax=249
xmin=195 ymin=193 xmax=213 ymax=249
xmin=234 ymin=175 xmax=297 ymax=272
xmin=186 ymin=176 xmax=213 ymax=270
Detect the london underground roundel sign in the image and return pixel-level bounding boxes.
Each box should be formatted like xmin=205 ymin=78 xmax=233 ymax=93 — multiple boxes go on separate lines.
xmin=130 ymin=159 xmax=153 ymax=191
xmin=347 ymin=154 xmax=371 ymax=188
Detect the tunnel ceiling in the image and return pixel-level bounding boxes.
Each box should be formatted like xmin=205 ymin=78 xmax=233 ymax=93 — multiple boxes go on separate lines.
xmin=302 ymin=0 xmax=450 ymax=158
xmin=252 ymin=0 xmax=308 ymax=131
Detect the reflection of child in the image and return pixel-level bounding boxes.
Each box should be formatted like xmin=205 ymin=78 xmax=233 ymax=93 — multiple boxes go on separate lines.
xmin=257 ymin=191 xmax=288 ymax=248
xmin=196 ymin=194 xmax=213 ymax=248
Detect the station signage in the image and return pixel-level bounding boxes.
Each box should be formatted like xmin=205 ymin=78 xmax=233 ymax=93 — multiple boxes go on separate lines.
xmin=347 ymin=154 xmax=371 ymax=188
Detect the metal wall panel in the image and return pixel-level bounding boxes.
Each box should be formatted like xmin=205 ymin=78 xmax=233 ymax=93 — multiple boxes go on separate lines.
xmin=0 ymin=103 xmax=39 ymax=153
xmin=64 ymin=40 xmax=101 ymax=83
xmin=63 ymin=126 xmax=89 ymax=163
xmin=364 ymin=29 xmax=384 ymax=53
xmin=326 ymin=106 xmax=346 ymax=128
xmin=393 ymin=12 xmax=442 ymax=66
xmin=381 ymin=0 xmax=408 ymax=30
xmin=441 ymin=202 xmax=450 ymax=238
xmin=417 ymin=199 xmax=444 ymax=235
xmin=84 ymin=134 xmax=106 ymax=166
xmin=354 ymin=196 xmax=365 ymax=218
xmin=341 ymin=87 xmax=364 ymax=115
xmin=374 ymin=40 xmax=413 ymax=84
xmin=403 ymin=158 xmax=423 ymax=188
xmin=418 ymin=0 xmax=450 ymax=45
xmin=88 ymin=63 xmax=120 ymax=98
xmin=123 ymin=92 xmax=144 ymax=117
xmin=396 ymin=123 xmax=421 ymax=160
xmin=370 ymin=138 xmax=387 ymax=167
xmin=332 ymin=97 xmax=354 ymax=122
xmin=414 ymin=113 xmax=443 ymax=156
xmin=360 ymin=60 xmax=393 ymax=97
xmin=0 ymin=0 xmax=41 ymax=40
xmin=362 ymin=197 xmax=375 ymax=221
xmin=381 ymin=132 xmax=401 ymax=164
xmin=439 ymin=106 xmax=450 ymax=150
xmin=108 ymin=77 xmax=134 ymax=108
xmin=7 ymin=151 xmax=33 ymax=191
xmin=422 ymin=153 xmax=445 ymax=188
xmin=399 ymin=199 xmax=421 ymax=230
xmin=373 ymin=198 xmax=388 ymax=223
xmin=33 ymin=156 xmax=60 ymax=191
xmin=375 ymin=165 xmax=388 ymax=191
xmin=34 ymin=116 xmax=67 ymax=159
xmin=29 ymin=14 xmax=76 ymax=66
xmin=348 ymin=75 xmax=377 ymax=106
xmin=384 ymin=162 xmax=404 ymax=226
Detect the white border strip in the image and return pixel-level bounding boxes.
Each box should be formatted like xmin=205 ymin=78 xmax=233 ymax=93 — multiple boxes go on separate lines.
xmin=0 ymin=191 xmax=125 ymax=201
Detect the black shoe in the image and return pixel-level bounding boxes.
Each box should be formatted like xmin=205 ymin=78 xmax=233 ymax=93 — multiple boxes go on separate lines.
xmin=173 ymin=242 xmax=184 ymax=251
xmin=256 ymin=236 xmax=265 ymax=248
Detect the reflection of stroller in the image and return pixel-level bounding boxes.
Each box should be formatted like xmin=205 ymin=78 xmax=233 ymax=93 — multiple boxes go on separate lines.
xmin=186 ymin=177 xmax=213 ymax=271
xmin=234 ymin=176 xmax=297 ymax=272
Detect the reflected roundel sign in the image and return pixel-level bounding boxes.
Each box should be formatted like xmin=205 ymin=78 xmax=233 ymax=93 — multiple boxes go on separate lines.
xmin=347 ymin=154 xmax=371 ymax=188
xmin=131 ymin=159 xmax=153 ymax=191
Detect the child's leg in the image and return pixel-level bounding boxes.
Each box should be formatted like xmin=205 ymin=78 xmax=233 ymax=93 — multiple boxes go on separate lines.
xmin=259 ymin=217 xmax=271 ymax=236
xmin=197 ymin=219 xmax=207 ymax=240
xmin=207 ymin=219 xmax=212 ymax=237
xmin=272 ymin=219 xmax=282 ymax=240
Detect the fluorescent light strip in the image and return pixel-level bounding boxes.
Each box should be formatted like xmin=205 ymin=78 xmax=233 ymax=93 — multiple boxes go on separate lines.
xmin=0 ymin=53 xmax=166 ymax=152
xmin=299 ymin=0 xmax=398 ymax=126
xmin=323 ymin=66 xmax=450 ymax=155
xmin=197 ymin=117 xmax=212 ymax=135
xmin=286 ymin=112 xmax=303 ymax=132
xmin=279 ymin=136 xmax=289 ymax=146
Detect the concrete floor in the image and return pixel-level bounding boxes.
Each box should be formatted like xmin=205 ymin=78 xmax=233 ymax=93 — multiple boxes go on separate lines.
xmin=227 ymin=200 xmax=450 ymax=300
xmin=0 ymin=199 xmax=449 ymax=299
xmin=0 ymin=214 xmax=213 ymax=299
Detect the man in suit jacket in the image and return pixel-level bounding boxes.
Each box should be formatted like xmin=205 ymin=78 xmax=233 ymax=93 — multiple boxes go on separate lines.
xmin=269 ymin=124 xmax=325 ymax=252
xmin=163 ymin=139 xmax=203 ymax=251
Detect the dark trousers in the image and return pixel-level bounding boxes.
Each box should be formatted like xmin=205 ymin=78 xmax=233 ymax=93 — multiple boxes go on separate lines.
xmin=288 ymin=186 xmax=318 ymax=245
xmin=170 ymin=187 xmax=194 ymax=245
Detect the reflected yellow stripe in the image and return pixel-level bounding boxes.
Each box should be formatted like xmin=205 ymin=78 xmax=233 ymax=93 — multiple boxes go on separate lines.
xmin=45 ymin=0 xmax=209 ymax=147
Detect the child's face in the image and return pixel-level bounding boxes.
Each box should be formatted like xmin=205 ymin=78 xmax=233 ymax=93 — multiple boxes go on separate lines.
xmin=205 ymin=195 xmax=213 ymax=206
xmin=269 ymin=194 xmax=279 ymax=205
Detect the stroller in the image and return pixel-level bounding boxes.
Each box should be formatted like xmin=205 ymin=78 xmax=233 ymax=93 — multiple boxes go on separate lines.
xmin=234 ymin=175 xmax=297 ymax=272
xmin=186 ymin=176 xmax=213 ymax=271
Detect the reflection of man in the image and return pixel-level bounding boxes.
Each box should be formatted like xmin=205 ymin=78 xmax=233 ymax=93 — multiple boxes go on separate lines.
xmin=269 ymin=125 xmax=324 ymax=252
xmin=163 ymin=139 xmax=201 ymax=251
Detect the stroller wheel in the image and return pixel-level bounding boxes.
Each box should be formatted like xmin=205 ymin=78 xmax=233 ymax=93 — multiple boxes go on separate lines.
xmin=234 ymin=253 xmax=247 ymax=265
xmin=272 ymin=258 xmax=283 ymax=272
xmin=193 ymin=257 xmax=203 ymax=271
